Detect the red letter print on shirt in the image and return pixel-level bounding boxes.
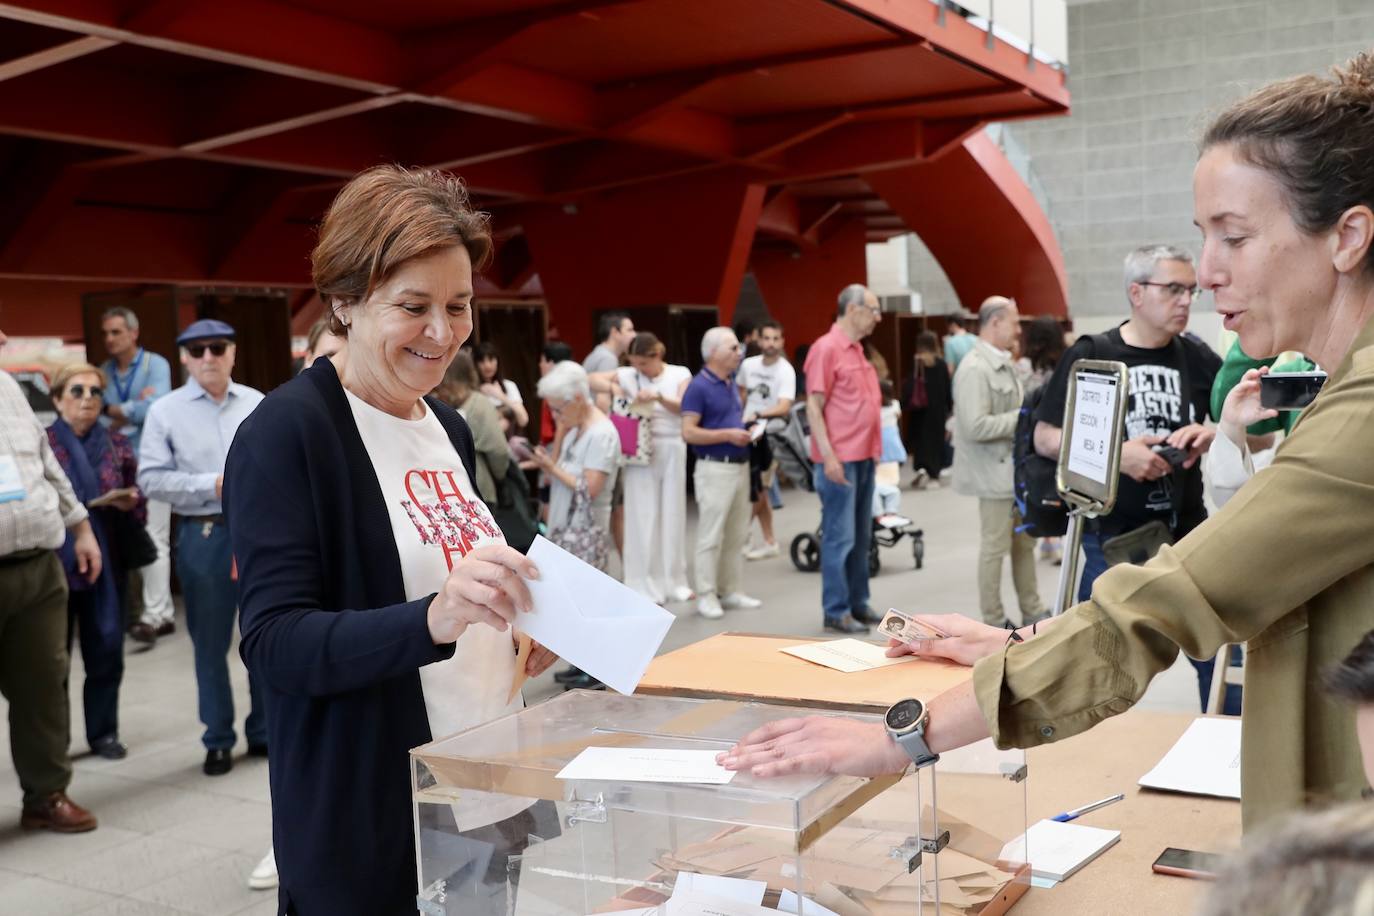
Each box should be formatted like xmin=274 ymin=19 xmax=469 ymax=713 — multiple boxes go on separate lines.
xmin=401 ymin=469 xmax=503 ymax=570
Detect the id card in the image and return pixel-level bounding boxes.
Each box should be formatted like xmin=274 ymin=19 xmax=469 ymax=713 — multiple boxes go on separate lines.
xmin=0 ymin=454 xmax=27 ymax=503
xmin=878 ymin=607 xmax=948 ymax=643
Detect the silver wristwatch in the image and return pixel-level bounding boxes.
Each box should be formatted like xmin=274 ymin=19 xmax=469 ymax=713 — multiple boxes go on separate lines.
xmin=885 ymin=698 xmax=939 ymax=769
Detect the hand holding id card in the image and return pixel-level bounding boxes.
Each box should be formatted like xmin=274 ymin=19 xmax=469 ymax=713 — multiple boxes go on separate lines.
xmin=878 ymin=607 xmax=948 ymax=644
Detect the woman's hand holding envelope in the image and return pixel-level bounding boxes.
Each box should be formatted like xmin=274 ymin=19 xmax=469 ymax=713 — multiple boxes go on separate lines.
xmin=427 ymin=545 xmax=541 ymax=645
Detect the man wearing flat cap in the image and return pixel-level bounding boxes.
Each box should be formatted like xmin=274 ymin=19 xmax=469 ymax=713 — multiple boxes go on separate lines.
xmin=138 ymin=320 xmax=267 ymax=776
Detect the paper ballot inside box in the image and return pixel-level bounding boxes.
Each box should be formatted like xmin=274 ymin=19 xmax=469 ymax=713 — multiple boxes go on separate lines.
xmin=516 ymin=536 xmax=674 ymax=695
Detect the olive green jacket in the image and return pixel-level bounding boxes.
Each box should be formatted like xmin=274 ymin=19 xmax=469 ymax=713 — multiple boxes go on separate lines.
xmin=973 ymin=318 xmax=1374 ymax=833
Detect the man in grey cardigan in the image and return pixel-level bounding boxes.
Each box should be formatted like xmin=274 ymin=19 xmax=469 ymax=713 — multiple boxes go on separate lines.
xmin=952 ymin=297 xmax=1046 ymax=627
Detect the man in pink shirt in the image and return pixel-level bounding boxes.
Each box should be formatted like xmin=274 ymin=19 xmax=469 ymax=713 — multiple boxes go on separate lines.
xmin=804 ymin=284 xmax=884 ymax=633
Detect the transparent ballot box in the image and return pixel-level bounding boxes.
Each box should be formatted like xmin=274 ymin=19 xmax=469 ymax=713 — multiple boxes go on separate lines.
xmin=411 ymin=690 xmax=1029 ymax=915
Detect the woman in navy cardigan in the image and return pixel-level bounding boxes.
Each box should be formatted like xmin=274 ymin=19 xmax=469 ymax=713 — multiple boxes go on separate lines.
xmin=225 ymin=166 xmax=558 ymax=914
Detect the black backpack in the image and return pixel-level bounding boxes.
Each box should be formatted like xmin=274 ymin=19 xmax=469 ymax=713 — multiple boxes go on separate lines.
xmin=1013 ymin=382 xmax=1068 ymax=537
xmin=1013 ymin=333 xmax=1108 ymax=538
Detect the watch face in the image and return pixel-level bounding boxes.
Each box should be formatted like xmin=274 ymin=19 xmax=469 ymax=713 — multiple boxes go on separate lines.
xmin=886 ymin=698 xmax=924 ymax=732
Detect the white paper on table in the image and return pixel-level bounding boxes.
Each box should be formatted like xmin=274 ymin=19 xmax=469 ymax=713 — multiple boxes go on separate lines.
xmin=517 ymin=535 xmax=674 ymax=694
xmin=776 ymin=888 xmax=842 ymax=916
xmin=780 ymin=638 xmax=917 ymax=674
xmin=663 ymin=891 xmax=777 ymax=915
xmin=1138 ymin=717 xmax=1242 ymax=799
xmin=557 ymin=747 xmax=737 ymax=785
xmin=1030 ymin=875 xmax=1059 ymax=890
xmin=671 ymin=873 xmax=765 ymax=906
xmin=999 ymin=819 xmax=1120 ymax=882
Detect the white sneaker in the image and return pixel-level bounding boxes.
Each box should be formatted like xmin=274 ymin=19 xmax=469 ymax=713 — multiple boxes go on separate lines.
xmin=697 ymin=595 xmax=725 ymax=619
xmin=721 ymin=592 xmax=762 ymax=610
xmin=744 ymin=542 xmax=780 ymax=561
xmin=668 ymin=586 xmax=696 ymax=603
xmin=249 ymin=846 xmax=278 ymax=890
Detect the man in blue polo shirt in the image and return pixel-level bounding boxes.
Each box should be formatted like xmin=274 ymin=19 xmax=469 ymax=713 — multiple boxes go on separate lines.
xmin=681 ymin=327 xmax=762 ymax=619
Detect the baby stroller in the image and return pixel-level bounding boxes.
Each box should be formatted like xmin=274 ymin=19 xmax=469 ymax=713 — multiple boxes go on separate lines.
xmin=773 ymin=404 xmax=925 ymax=575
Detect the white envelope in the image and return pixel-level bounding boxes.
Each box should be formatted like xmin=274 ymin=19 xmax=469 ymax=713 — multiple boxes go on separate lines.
xmin=518 ymin=536 xmax=675 ymax=695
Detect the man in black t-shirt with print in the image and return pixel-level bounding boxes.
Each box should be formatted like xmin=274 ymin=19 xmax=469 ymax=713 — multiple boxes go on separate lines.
xmin=1034 ymin=244 xmax=1223 ymax=607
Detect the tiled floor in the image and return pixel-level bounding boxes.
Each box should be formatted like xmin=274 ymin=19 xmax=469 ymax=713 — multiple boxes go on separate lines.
xmin=0 ymin=469 xmax=1200 ymax=914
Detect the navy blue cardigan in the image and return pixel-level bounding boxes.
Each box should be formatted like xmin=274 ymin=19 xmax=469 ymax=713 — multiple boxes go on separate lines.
xmin=224 ymin=358 xmax=474 ymax=915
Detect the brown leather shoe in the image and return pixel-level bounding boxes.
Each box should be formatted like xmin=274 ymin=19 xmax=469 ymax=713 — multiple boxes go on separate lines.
xmin=127 ymin=622 xmax=157 ymax=645
xmin=21 ymin=792 xmax=97 ymax=833
xmin=155 ymin=621 xmax=175 ymax=637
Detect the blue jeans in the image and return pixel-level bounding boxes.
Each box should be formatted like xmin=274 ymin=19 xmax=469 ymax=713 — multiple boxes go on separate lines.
xmin=768 ymin=477 xmax=783 ymax=510
xmin=176 ymin=518 xmax=266 ymax=751
xmin=814 ymin=460 xmax=875 ymax=622
xmin=1079 ymin=530 xmax=1242 ymax=715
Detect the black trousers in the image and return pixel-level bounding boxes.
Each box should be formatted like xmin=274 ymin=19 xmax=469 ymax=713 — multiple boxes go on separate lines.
xmin=67 ymin=587 xmax=124 ymax=747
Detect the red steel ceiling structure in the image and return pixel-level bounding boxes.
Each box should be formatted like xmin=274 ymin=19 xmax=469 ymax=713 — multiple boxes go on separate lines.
xmin=0 ymin=0 xmax=1070 ymax=351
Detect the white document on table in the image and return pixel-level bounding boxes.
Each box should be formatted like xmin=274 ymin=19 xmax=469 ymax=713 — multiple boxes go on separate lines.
xmin=517 ymin=535 xmax=674 ymax=695
xmin=999 ymin=819 xmax=1120 ymax=882
xmin=557 ymin=747 xmax=737 ymax=785
xmin=780 ymin=638 xmax=917 ymax=674
xmin=671 ymin=873 xmax=765 ymax=906
xmin=1138 ymin=716 xmax=1242 ymax=799
xmin=663 ymin=892 xmax=777 ymax=915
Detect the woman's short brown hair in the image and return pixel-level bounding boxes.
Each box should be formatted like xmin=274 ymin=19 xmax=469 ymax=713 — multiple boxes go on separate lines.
xmin=1202 ymin=51 xmax=1374 ymax=271
xmin=312 ymin=165 xmax=492 ymax=335
xmin=628 ymin=332 xmax=665 ymax=359
xmin=51 ymin=362 xmax=108 ymax=400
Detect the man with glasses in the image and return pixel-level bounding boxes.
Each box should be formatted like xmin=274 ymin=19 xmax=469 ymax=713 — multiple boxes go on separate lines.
xmin=805 ymin=285 xmax=884 ymax=634
xmin=98 ymin=306 xmax=173 ymax=644
xmin=138 ymin=319 xmax=268 ymax=776
xmin=1033 ymin=245 xmax=1224 ymax=700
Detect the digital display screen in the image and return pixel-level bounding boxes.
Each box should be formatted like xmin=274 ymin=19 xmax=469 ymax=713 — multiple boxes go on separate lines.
xmin=1066 ymin=371 xmax=1120 ymax=486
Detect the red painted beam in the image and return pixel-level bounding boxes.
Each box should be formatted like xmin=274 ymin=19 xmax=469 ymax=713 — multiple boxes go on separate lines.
xmin=0 ymin=33 xmax=114 ymax=81
xmin=865 ymin=131 xmax=1067 ymax=316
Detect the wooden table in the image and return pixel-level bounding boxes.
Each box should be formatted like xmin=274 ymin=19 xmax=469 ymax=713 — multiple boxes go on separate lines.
xmin=1013 ymin=710 xmax=1240 ymax=914
xmin=637 ymin=633 xmax=1241 ymax=914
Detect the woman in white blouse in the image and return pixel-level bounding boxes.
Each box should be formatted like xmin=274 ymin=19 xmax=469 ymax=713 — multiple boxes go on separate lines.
xmin=474 ymin=340 xmax=529 ymax=429
xmin=591 ymin=333 xmax=694 ymax=603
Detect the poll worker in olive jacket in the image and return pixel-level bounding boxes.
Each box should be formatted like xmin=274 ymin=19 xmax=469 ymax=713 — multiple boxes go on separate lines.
xmin=719 ymin=52 xmax=1374 ymax=834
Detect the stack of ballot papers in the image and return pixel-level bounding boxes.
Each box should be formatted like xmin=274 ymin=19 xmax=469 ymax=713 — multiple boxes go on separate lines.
xmin=779 ymin=639 xmax=918 ymax=674
xmin=999 ymin=819 xmax=1120 ymax=883
xmin=516 ymin=536 xmax=674 ymax=695
xmin=1138 ymin=716 xmax=1242 ymax=799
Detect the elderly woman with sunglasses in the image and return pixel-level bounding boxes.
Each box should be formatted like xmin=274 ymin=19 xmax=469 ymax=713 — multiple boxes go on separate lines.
xmin=46 ymin=363 xmax=145 ymax=760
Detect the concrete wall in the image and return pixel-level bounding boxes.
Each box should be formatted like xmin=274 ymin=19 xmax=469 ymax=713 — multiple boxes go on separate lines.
xmin=905 ymin=0 xmax=1374 ymax=346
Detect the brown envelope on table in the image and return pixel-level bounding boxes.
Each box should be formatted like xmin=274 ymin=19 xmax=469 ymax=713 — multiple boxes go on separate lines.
xmin=509 ymin=633 xmax=532 ymax=702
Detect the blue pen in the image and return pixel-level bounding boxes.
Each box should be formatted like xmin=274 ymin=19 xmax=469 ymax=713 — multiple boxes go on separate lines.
xmin=1051 ymin=793 xmax=1124 ymax=823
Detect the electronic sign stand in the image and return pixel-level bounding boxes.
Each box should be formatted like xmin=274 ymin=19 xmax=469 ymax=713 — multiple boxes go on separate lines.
xmin=1051 ymin=359 xmax=1130 ymax=616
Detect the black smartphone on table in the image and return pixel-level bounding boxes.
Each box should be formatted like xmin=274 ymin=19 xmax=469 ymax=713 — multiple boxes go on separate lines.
xmin=1259 ymin=371 xmax=1326 ymax=411
xmin=1152 ymin=847 xmax=1225 ymax=880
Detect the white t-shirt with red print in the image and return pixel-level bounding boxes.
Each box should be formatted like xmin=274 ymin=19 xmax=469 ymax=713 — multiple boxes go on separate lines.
xmin=345 ymin=389 xmax=528 ymax=829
